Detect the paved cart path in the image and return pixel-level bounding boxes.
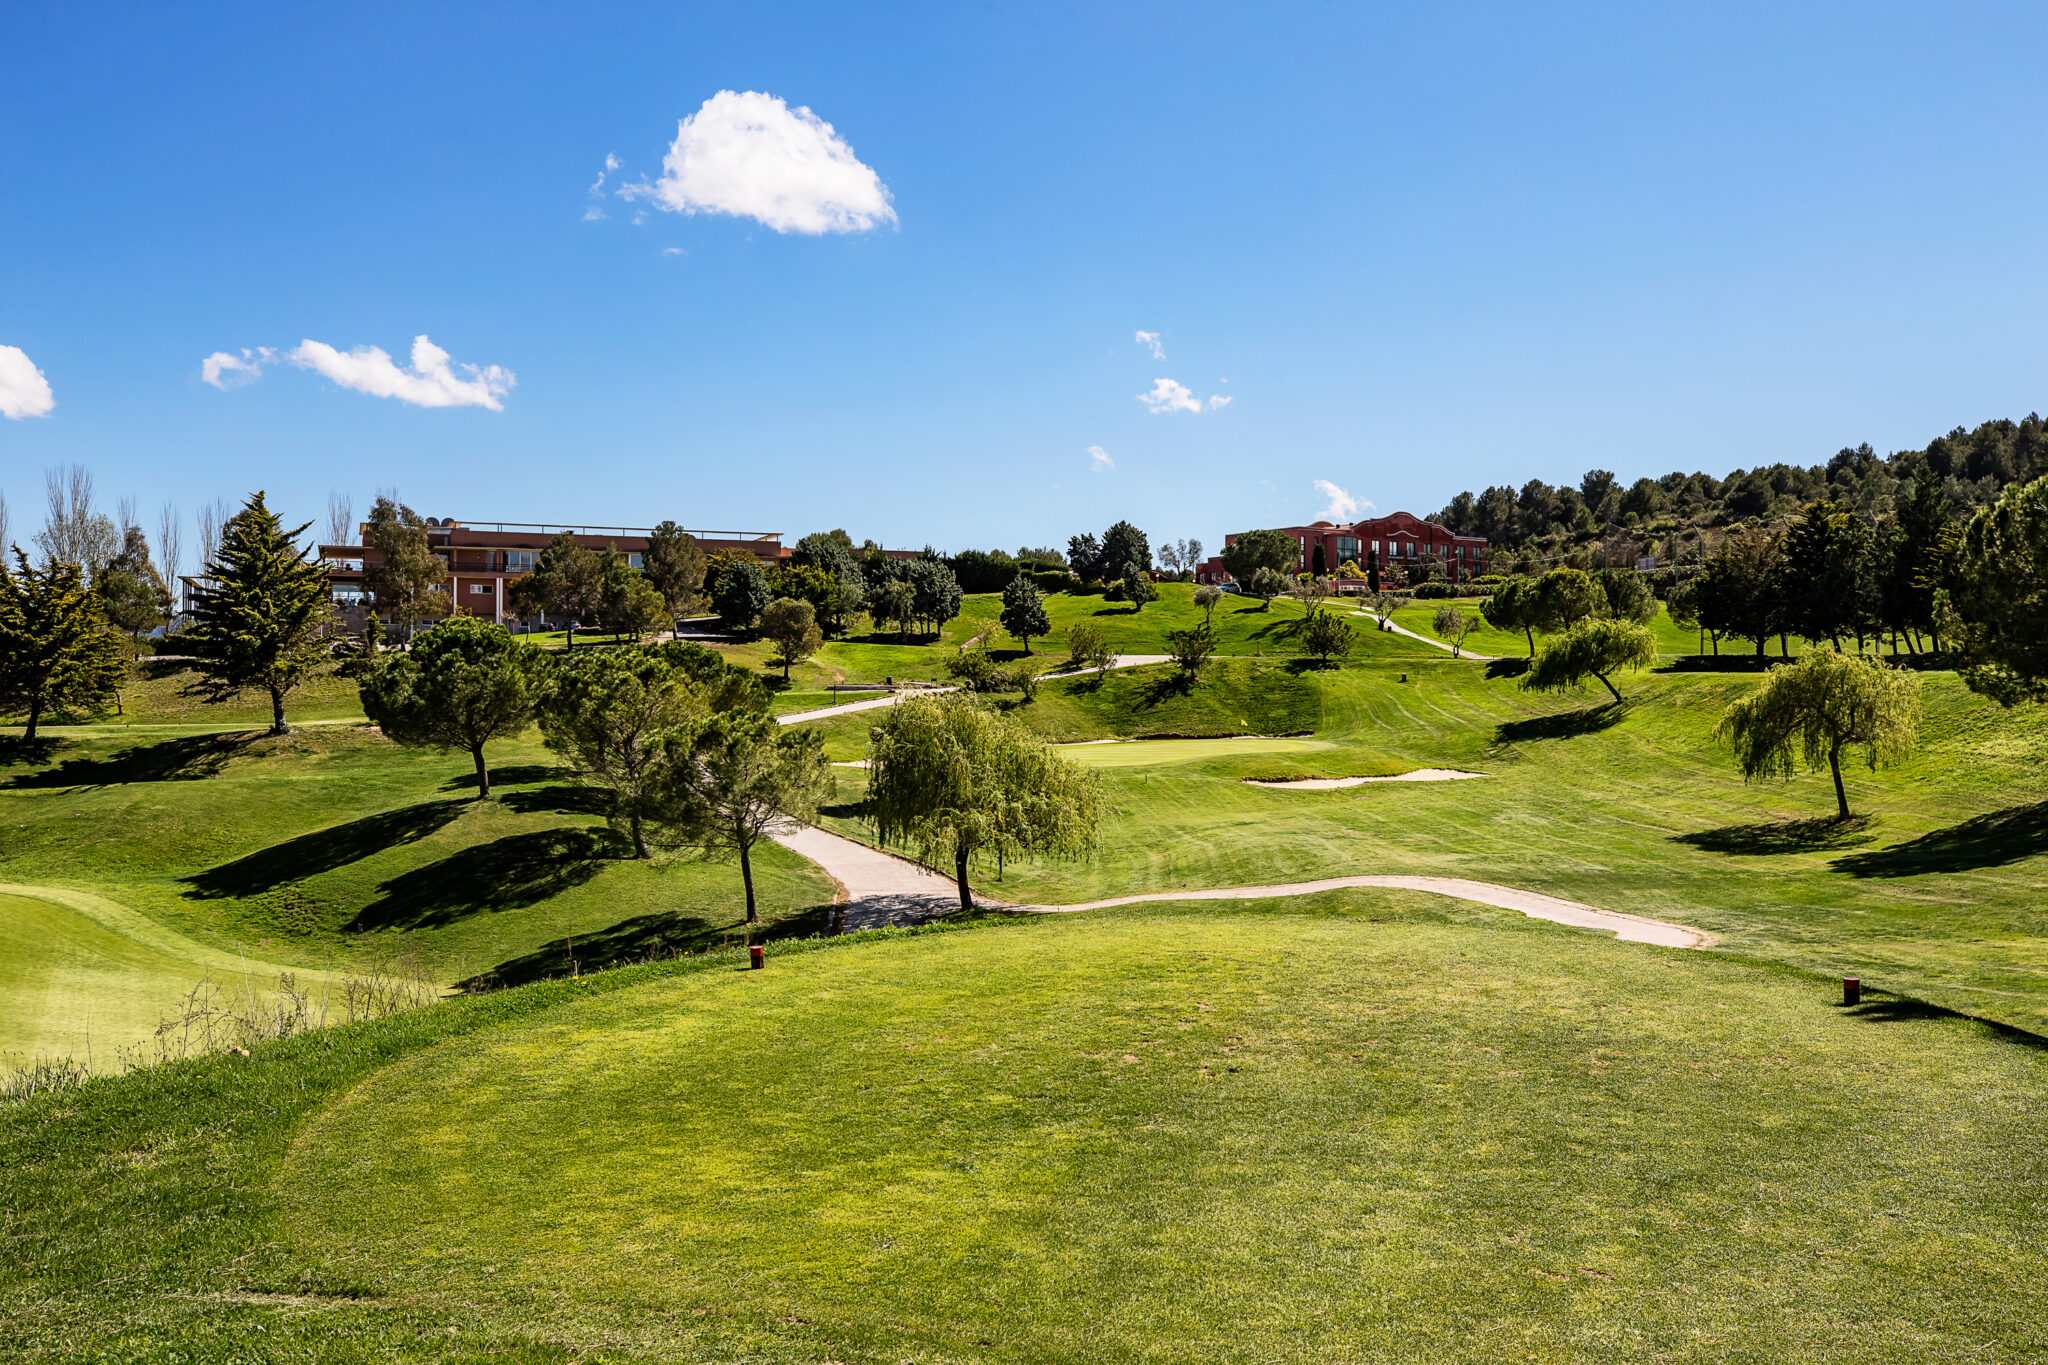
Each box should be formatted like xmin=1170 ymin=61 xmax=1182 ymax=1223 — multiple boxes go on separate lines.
xmin=766 ymin=823 xmax=1711 ymax=948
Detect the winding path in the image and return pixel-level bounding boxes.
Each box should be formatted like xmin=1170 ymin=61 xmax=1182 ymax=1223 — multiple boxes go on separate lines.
xmin=1350 ymin=612 xmax=1499 ymax=662
xmin=766 ymin=824 xmax=1711 ymax=948
xmin=776 ymin=654 xmax=1174 ymax=726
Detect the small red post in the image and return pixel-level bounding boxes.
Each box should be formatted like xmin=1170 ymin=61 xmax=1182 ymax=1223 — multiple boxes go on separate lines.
xmin=1843 ymin=976 xmax=1860 ymax=1006
xmin=750 ymin=944 xmax=765 ymax=970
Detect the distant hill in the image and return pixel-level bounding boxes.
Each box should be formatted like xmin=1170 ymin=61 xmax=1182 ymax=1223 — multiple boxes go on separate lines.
xmin=1430 ymin=413 xmax=2046 ymax=570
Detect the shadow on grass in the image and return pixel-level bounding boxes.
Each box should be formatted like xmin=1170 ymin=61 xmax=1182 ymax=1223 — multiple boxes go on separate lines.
xmin=1140 ymin=670 xmax=1199 ymax=705
xmin=1843 ymin=993 xmax=2048 ymax=1051
xmin=1831 ymin=801 xmax=2048 ymax=878
xmin=1485 ymin=657 xmax=1531 ymax=680
xmin=1675 ymin=816 xmax=1875 ymax=855
xmin=460 ymin=900 xmax=842 ymax=989
xmin=439 ymin=763 xmax=576 ymax=792
xmin=818 ymin=799 xmax=869 ymax=821
xmin=185 ymin=798 xmax=471 ymax=899
xmin=5 ymin=732 xmax=261 ymax=788
xmin=1494 ymin=702 xmax=1623 ymax=743
xmin=349 ymin=827 xmax=626 ymax=931
xmin=500 ymin=784 xmax=613 ymax=817
xmin=0 ymin=735 xmax=61 ymax=768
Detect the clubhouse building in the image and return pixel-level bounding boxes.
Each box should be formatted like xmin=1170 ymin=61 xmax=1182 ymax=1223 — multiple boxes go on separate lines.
xmin=321 ymin=519 xmax=787 ymax=622
xmin=1195 ymin=511 xmax=1488 ymax=586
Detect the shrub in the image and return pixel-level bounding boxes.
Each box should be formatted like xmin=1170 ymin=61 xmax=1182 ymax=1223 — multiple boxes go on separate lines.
xmin=1026 ymin=568 xmax=1074 ymax=594
xmin=1411 ymin=581 xmax=1455 ymax=599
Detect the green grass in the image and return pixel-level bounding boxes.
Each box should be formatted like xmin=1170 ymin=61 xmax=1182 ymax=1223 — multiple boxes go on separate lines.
xmin=0 ymin=887 xmax=315 ymax=1067
xmin=1388 ymin=601 xmax=1721 ymax=660
xmin=0 ymin=724 xmax=835 ymax=1058
xmin=809 ymin=654 xmax=2048 ymax=1033
xmin=13 ymin=899 xmax=2035 ymax=1362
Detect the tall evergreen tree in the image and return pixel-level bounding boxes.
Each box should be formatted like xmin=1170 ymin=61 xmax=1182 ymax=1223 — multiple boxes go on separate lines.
xmin=184 ymin=492 xmax=334 ymax=735
xmin=96 ymin=525 xmax=172 ymax=638
xmin=643 ymin=521 xmax=707 ymax=630
xmin=0 ymin=550 xmax=126 ymax=740
xmin=1780 ymin=500 xmax=1873 ymax=648
xmin=999 ymin=577 xmax=1051 ymax=653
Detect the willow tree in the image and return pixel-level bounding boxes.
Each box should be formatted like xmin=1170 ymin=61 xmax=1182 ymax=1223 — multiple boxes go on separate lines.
xmin=1715 ymin=649 xmax=1920 ymax=821
xmin=866 ymin=695 xmax=1101 ymax=912
xmin=1522 ymin=618 xmax=1657 ymax=703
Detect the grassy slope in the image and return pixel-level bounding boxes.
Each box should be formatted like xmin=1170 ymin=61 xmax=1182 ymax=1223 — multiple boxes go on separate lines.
xmin=1388 ymin=600 xmax=1740 ymax=660
xmin=809 ymin=654 xmax=2048 ymax=1032
xmin=0 ymin=723 xmax=835 ymax=1058
xmin=15 ymin=899 xmax=2036 ymax=1363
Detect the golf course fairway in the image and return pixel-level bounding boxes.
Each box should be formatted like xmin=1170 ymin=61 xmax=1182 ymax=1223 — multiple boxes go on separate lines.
xmin=277 ymin=900 xmax=2048 ymax=1363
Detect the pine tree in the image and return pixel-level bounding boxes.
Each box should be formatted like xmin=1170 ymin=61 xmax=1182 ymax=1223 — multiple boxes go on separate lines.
xmin=0 ymin=549 xmax=126 ymax=740
xmin=185 ymin=492 xmax=334 ymax=735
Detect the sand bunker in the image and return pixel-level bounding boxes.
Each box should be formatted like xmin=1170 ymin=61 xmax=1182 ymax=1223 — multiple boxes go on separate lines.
xmin=1245 ymin=769 xmax=1489 ymax=789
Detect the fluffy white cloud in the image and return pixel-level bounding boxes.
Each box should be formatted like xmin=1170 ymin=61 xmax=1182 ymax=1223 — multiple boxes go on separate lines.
xmin=1087 ymin=444 xmax=1114 ymax=473
xmin=1315 ymin=479 xmax=1374 ymax=521
xmin=622 ymin=90 xmax=895 ymax=234
xmin=1207 ymin=394 xmax=1233 ymax=410
xmin=290 ymin=335 xmax=514 ymax=410
xmin=1135 ymin=330 xmax=1165 ymax=360
xmin=0 ymin=345 xmax=56 ymax=419
xmin=1137 ymin=378 xmax=1201 ymax=414
xmin=204 ymin=335 xmax=513 ymax=409
xmin=201 ymin=347 xmax=276 ymax=389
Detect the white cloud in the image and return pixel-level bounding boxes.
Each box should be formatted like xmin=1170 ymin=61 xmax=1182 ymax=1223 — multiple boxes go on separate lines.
xmin=1087 ymin=444 xmax=1114 ymax=473
xmin=287 ymin=335 xmax=514 ymax=410
xmin=621 ymin=90 xmax=895 ymax=234
xmin=1135 ymin=329 xmax=1165 ymax=360
xmin=589 ymin=151 xmax=620 ymax=195
xmin=0 ymin=345 xmax=56 ymax=419
xmin=1207 ymin=394 xmax=1232 ymax=410
xmin=1314 ymin=479 xmax=1374 ymax=521
xmin=582 ymin=205 xmax=606 ymax=222
xmin=201 ymin=347 xmax=277 ymax=389
xmin=661 ymin=246 xmax=685 ymax=257
xmin=1137 ymin=378 xmax=1202 ymax=414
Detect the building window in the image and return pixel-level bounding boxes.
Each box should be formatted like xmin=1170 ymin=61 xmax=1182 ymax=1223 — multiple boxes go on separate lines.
xmin=469 ymin=583 xmax=492 ymax=595
xmin=628 ymin=553 xmax=644 ymax=569
xmin=506 ymin=550 xmax=537 ymax=572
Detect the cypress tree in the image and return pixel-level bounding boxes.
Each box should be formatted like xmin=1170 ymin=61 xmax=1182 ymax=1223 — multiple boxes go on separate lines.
xmin=185 ymin=492 xmax=334 ymax=735
xmin=0 ymin=549 xmax=126 ymax=741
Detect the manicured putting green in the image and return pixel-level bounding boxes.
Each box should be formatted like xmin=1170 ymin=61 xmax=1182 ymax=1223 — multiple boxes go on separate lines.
xmin=279 ymin=904 xmax=2048 ymax=1362
xmin=1056 ymin=735 xmax=1329 ymax=767
xmin=0 ymin=887 xmax=308 ymax=1064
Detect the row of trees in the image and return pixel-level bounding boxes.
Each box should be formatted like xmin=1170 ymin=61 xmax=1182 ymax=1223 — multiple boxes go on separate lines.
xmin=359 ymin=621 xmax=829 ymax=920
xmin=1434 ymin=413 xmax=2047 ymax=556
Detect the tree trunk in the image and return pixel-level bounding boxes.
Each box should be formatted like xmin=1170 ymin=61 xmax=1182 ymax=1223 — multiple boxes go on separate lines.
xmin=1524 ymin=625 xmax=1535 ymax=656
xmin=269 ymin=683 xmax=289 ymax=735
xmin=1828 ymin=741 xmax=1850 ymax=822
xmin=471 ymin=744 xmax=490 ymax=798
xmin=630 ymin=808 xmax=648 ymax=859
xmin=1592 ymin=669 xmax=1622 ymax=704
xmin=954 ymin=843 xmax=973 ymax=913
xmin=740 ymin=838 xmax=758 ymax=923
xmin=1779 ymin=633 xmax=1789 ymax=658
xmin=24 ymin=695 xmax=42 ymax=743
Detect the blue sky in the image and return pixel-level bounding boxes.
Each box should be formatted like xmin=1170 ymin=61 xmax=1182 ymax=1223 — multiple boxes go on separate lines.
xmin=4 ymin=1 xmax=2046 ymax=558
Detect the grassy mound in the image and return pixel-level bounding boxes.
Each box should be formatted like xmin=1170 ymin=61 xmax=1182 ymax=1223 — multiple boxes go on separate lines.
xmin=258 ymin=902 xmax=2048 ymax=1362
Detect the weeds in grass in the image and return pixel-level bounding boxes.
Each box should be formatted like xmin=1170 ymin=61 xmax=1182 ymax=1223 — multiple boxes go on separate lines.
xmin=0 ymin=955 xmax=441 ymax=1105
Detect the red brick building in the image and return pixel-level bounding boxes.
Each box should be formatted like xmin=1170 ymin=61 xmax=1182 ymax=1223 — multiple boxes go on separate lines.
xmin=1195 ymin=511 xmax=1487 ymax=586
xmin=321 ymin=519 xmax=787 ymax=623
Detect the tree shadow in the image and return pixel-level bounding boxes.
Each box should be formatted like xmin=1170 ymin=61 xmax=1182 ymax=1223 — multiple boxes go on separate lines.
xmin=9 ymin=732 xmax=263 ymax=789
xmin=1841 ymin=994 xmax=2048 ymax=1050
xmin=460 ymin=900 xmax=844 ymax=990
xmin=185 ymin=798 xmax=471 ymax=899
xmin=1674 ymin=816 xmax=1875 ymax=856
xmin=0 ymin=735 xmax=61 ymax=768
xmin=439 ymin=763 xmax=576 ymax=792
xmin=818 ymin=799 xmax=869 ymax=821
xmin=349 ymin=827 xmax=626 ymax=931
xmin=1140 ymin=670 xmax=1198 ymax=705
xmin=1831 ymin=802 xmax=2048 ymax=879
xmin=1493 ymin=702 xmax=1624 ymax=743
xmin=1485 ymin=657 xmax=1531 ymax=680
xmin=500 ymin=784 xmax=613 ymax=817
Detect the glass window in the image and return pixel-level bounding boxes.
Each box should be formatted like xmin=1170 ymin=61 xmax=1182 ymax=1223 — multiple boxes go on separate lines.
xmin=506 ymin=550 xmax=537 ymax=572
xmin=628 ymin=553 xmax=644 ymax=569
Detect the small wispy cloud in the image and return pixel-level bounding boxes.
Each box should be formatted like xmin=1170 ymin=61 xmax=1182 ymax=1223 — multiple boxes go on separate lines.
xmin=1137 ymin=378 xmax=1201 ymax=414
xmin=583 ymin=152 xmax=621 ymax=221
xmin=1314 ymin=479 xmax=1374 ymax=521
xmin=0 ymin=344 xmax=55 ymax=419
xmin=582 ymin=205 xmax=607 ymax=222
xmin=1087 ymin=444 xmax=1114 ymax=473
xmin=1135 ymin=329 xmax=1165 ymax=361
xmin=203 ymin=336 xmax=514 ymax=410
xmin=661 ymin=246 xmax=685 ymax=257
xmin=1207 ymin=394 xmax=1232 ymax=410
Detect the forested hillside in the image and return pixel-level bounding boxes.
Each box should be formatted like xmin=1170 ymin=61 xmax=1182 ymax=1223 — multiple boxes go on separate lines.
xmin=1432 ymin=414 xmax=2047 ymax=571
